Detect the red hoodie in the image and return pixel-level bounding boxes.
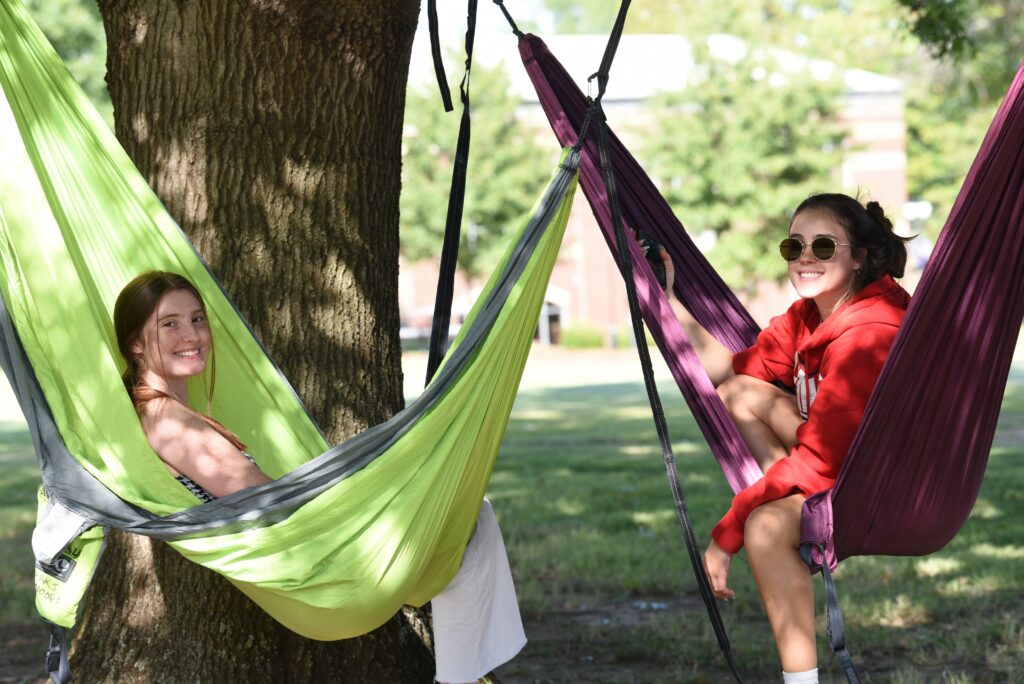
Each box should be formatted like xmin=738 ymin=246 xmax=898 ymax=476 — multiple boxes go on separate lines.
xmin=711 ymin=275 xmax=910 ymax=554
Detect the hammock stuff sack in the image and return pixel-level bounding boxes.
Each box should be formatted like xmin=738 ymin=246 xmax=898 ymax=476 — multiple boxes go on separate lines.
xmin=0 ymin=0 xmax=580 ymax=642
xmin=515 ymin=31 xmax=1024 ymax=569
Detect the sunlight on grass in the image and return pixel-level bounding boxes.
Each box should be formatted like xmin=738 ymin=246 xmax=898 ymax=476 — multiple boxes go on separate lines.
xmin=554 ymin=498 xmax=585 ymax=516
xmin=620 ymin=444 xmax=657 ymax=456
xmin=914 ymin=556 xmax=962 ymax=578
xmin=970 ymin=542 xmax=1024 ymax=559
xmin=937 ymin=573 xmax=1001 ymax=598
xmin=630 ymin=510 xmax=675 ymax=529
xmin=514 ymin=408 xmax=564 ymax=421
xmin=868 ymin=594 xmax=928 ymax=628
xmin=617 ymin=406 xmax=667 ymax=419
xmin=968 ymin=498 xmax=1002 ymax=519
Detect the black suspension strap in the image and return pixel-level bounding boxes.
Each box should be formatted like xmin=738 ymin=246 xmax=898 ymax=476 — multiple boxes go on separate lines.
xmin=44 ymin=621 xmax=70 ymax=684
xmin=592 ymin=106 xmax=743 ymax=683
xmin=492 ymin=0 xmax=524 ymax=38
xmin=801 ymin=544 xmax=863 ymax=683
xmin=425 ymin=0 xmax=478 ymax=385
xmin=580 ymin=2 xmax=742 ymax=679
xmin=588 ymin=0 xmax=631 ymax=101
xmin=427 ymin=0 xmax=454 ymax=112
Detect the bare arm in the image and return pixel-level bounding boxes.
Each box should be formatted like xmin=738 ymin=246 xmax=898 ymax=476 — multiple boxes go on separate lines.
xmin=140 ymin=399 xmax=272 ymax=497
xmin=658 ymin=247 xmax=736 ymax=386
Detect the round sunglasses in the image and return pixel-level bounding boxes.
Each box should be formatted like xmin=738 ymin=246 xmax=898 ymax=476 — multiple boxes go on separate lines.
xmin=779 ymin=236 xmax=854 ymax=262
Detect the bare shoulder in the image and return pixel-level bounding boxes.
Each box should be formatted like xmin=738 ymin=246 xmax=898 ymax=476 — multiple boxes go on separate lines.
xmin=137 ymin=398 xmax=236 ymax=471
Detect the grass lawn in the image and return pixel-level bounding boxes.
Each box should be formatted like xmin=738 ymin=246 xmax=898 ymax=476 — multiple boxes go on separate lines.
xmin=0 ymin=351 xmax=1021 ymax=683
xmin=487 ymin=356 xmax=1024 ymax=683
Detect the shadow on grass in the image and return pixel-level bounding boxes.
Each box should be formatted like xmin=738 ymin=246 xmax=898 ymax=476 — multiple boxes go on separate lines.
xmin=491 ymin=379 xmax=1024 ymax=683
xmin=1 ymin=373 xmax=1022 ymax=683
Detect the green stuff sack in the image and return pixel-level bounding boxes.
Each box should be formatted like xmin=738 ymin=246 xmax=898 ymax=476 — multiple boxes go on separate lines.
xmin=33 ymin=487 xmax=106 ymax=630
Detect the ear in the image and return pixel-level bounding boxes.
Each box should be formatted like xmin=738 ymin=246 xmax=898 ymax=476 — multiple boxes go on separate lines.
xmin=853 ymin=247 xmax=867 ymax=272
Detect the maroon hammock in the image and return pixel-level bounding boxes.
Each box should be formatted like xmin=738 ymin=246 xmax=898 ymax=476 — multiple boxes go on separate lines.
xmin=518 ymin=33 xmax=1024 ymax=568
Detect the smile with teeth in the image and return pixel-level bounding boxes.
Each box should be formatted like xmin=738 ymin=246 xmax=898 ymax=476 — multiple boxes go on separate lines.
xmin=173 ymin=349 xmax=201 ymax=358
xmin=798 ymin=272 xmax=823 ymax=280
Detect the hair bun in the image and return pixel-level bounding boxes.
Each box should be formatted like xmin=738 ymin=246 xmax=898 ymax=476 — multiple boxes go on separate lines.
xmin=865 ymin=200 xmax=894 ymax=232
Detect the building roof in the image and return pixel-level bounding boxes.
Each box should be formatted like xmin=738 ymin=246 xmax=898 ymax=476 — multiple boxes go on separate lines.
xmin=409 ymin=31 xmax=902 ymax=104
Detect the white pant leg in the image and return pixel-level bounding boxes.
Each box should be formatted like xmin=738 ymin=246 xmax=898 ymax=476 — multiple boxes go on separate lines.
xmin=432 ymin=499 xmax=526 ymax=683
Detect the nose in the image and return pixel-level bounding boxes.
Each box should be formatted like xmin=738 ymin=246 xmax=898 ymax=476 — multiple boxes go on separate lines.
xmin=797 ymin=242 xmax=816 ymax=262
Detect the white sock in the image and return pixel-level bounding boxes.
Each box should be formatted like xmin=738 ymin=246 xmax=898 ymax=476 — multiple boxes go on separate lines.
xmin=782 ymin=668 xmax=818 ymax=684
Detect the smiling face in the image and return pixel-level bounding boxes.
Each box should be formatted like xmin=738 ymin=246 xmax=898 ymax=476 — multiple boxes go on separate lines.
xmin=130 ymin=289 xmax=212 ymax=396
xmin=788 ymin=209 xmax=862 ymax=319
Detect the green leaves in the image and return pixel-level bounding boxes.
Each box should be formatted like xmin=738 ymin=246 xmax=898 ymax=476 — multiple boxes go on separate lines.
xmin=638 ymin=48 xmax=844 ymax=286
xmin=400 ymin=63 xmax=551 ymax=281
xmin=24 ymin=0 xmax=111 ymax=124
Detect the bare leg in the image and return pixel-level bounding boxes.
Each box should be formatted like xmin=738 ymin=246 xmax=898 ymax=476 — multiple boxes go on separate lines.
xmin=717 ymin=375 xmax=803 ymax=472
xmin=745 ymin=496 xmax=816 ymax=672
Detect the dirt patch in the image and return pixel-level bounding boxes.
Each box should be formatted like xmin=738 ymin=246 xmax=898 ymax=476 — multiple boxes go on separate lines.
xmin=493 ymin=596 xmax=723 ymax=684
xmin=0 ymin=623 xmax=47 ymax=684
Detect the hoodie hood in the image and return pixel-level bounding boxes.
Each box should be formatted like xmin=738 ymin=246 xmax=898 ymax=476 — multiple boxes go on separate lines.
xmin=798 ymin=275 xmax=910 ymax=356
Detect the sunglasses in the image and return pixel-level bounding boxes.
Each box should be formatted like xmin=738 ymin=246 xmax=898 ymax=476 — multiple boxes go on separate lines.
xmin=778 ymin=236 xmax=854 ymax=262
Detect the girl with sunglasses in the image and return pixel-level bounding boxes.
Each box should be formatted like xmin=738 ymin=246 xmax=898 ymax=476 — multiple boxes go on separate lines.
xmin=659 ymin=194 xmax=911 ymax=683
xmin=114 ymin=271 xmax=525 ymax=684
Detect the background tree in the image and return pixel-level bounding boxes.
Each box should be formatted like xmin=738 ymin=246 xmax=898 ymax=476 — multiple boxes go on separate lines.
xmin=26 ymin=1 xmax=436 ymax=680
xmin=639 ymin=49 xmax=844 ymax=287
xmin=904 ymin=1 xmax=1024 ymax=235
xmin=24 ymin=0 xmax=111 ymax=122
xmin=400 ymin=61 xmax=551 ymax=283
xmin=546 ymin=0 xmax=1022 ymax=243
xmin=543 ymin=0 xmax=919 ymax=68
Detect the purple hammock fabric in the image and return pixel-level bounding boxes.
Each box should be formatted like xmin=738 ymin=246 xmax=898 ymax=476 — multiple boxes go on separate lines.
xmin=519 ymin=35 xmax=765 ymax=495
xmin=519 ymin=33 xmax=1024 ymax=568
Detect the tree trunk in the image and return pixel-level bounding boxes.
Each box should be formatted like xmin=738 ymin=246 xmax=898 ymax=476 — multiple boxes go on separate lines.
xmin=74 ymin=1 xmax=432 ymax=681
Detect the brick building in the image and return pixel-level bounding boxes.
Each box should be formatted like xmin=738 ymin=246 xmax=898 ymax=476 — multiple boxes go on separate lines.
xmin=401 ymin=33 xmax=907 ymax=345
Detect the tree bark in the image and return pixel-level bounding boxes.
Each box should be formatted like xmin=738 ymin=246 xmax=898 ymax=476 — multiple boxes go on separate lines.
xmin=74 ymin=1 xmax=432 ymax=681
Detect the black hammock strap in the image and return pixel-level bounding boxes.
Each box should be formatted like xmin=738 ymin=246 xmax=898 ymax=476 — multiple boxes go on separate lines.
xmin=44 ymin=621 xmax=70 ymax=684
xmin=425 ymin=0 xmax=478 ymax=385
xmin=592 ymin=103 xmax=743 ymax=683
xmin=801 ymin=544 xmax=863 ymax=682
xmin=491 ymin=0 xmax=523 ymax=38
xmin=588 ymin=0 xmax=630 ymax=100
xmin=427 ymin=0 xmax=453 ymax=112
xmin=492 ymin=0 xmax=744 ymax=675
xmin=581 ymin=1 xmax=743 ymax=678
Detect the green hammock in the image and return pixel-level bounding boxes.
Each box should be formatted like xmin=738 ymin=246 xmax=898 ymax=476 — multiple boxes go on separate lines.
xmin=0 ymin=0 xmax=578 ymax=641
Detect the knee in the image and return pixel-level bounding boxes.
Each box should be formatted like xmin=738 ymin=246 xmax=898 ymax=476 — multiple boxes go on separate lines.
xmin=716 ymin=375 xmax=745 ymax=412
xmin=744 ymin=503 xmax=797 ymax=558
xmin=717 ymin=374 xmax=765 ymax=420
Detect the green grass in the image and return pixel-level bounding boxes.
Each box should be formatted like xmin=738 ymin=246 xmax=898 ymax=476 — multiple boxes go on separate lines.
xmin=1 ymin=367 xmax=1022 ymax=683
xmin=490 ymin=374 xmax=1024 ymax=683
xmin=0 ymin=422 xmax=39 ymax=625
